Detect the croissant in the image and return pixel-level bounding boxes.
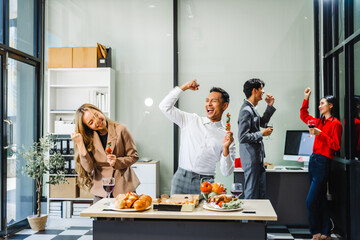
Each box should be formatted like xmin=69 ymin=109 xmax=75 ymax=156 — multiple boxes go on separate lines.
xmin=126 ymin=194 xmax=139 ymax=208
xmin=139 ymin=195 xmax=152 ymax=208
xmin=133 ymin=199 xmax=147 ymax=211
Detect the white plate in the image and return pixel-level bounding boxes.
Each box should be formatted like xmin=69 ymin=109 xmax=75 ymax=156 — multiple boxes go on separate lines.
xmin=108 ymin=204 xmax=151 ymax=212
xmin=203 ymin=202 xmax=243 ymax=212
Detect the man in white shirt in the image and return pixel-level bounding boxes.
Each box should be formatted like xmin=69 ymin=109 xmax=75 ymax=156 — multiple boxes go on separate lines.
xmin=159 ymin=80 xmax=235 ymax=194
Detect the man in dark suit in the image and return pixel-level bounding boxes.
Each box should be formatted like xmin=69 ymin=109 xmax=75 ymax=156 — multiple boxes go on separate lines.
xmin=238 ymin=78 xmax=276 ymax=199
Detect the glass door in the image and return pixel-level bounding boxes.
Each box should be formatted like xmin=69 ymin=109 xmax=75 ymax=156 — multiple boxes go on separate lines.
xmin=0 ymin=0 xmax=43 ymax=235
xmin=3 ymin=57 xmax=37 ymax=229
xmin=0 ymin=50 xmax=3 ymax=232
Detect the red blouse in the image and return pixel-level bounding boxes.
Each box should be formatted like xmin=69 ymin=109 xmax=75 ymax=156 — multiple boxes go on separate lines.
xmin=355 ymin=118 xmax=360 ymax=158
xmin=300 ymin=99 xmax=343 ymax=159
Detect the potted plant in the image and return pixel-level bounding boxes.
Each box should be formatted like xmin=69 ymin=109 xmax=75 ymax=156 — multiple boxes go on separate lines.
xmin=19 ymin=134 xmax=67 ymax=231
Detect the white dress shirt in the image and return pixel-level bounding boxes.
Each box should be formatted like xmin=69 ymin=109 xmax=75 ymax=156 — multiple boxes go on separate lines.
xmin=159 ymin=87 xmax=235 ymax=176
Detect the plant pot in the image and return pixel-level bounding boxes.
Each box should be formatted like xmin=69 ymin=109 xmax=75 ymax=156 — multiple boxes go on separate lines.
xmin=27 ymin=214 xmax=48 ymax=231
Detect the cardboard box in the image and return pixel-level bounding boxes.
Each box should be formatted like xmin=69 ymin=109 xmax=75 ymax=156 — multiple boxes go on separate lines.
xmin=79 ymin=186 xmax=93 ymax=199
xmin=264 ymin=162 xmax=274 ymax=169
xmin=54 ymin=121 xmax=75 ymax=134
xmin=48 ymin=47 xmax=73 ymax=68
xmin=50 ymin=177 xmax=79 ymax=198
xmin=73 ymin=47 xmax=98 ymax=68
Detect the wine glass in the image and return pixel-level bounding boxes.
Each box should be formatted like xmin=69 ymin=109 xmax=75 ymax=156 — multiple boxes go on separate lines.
xmin=307 ymin=119 xmax=316 ymax=137
xmin=102 ymin=177 xmax=115 ymax=206
xmin=265 ymin=122 xmax=274 ymax=140
xmin=231 ymin=183 xmax=243 ymax=199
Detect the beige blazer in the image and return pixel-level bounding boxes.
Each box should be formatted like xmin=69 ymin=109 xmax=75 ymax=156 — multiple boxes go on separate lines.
xmin=79 ymin=121 xmax=140 ymax=198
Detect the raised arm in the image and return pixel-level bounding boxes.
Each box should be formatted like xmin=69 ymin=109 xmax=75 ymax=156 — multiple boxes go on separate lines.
xmin=300 ymin=88 xmax=318 ymax=124
xmin=71 ymin=132 xmax=94 ymax=173
xmin=159 ymin=80 xmax=199 ymax=128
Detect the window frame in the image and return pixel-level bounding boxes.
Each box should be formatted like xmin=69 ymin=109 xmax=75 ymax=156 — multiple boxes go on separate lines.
xmin=0 ymin=0 xmax=44 ymax=236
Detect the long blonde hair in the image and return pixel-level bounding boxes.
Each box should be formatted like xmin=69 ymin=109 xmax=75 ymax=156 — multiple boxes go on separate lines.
xmin=74 ymin=103 xmax=109 ymax=189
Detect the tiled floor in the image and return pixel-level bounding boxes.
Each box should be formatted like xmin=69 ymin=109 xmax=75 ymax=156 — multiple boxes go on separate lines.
xmin=6 ymin=225 xmax=342 ymax=240
xmin=267 ymin=225 xmax=341 ymax=240
xmin=7 ymin=227 xmax=92 ymax=240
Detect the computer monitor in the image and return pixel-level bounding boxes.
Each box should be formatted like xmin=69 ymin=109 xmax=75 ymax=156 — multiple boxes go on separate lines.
xmin=283 ymin=130 xmax=315 ymax=162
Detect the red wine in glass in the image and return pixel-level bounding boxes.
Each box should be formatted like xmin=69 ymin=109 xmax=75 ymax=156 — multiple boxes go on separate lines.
xmin=307 ymin=120 xmax=316 ymax=137
xmin=231 ymin=183 xmax=243 ymax=199
xmin=308 ymin=119 xmax=316 ymax=128
xmin=102 ymin=177 xmax=115 ymax=205
xmin=231 ymin=190 xmax=243 ymax=198
xmin=103 ymin=185 xmax=115 ymax=194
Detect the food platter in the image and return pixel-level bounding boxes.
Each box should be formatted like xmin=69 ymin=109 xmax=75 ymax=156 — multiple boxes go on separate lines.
xmin=153 ymin=194 xmax=200 ymax=212
xmin=108 ymin=204 xmax=151 ymax=212
xmin=203 ymin=202 xmax=243 ymax=212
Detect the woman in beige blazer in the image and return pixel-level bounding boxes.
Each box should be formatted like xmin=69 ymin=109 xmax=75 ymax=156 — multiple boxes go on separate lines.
xmin=71 ymin=103 xmax=140 ymax=203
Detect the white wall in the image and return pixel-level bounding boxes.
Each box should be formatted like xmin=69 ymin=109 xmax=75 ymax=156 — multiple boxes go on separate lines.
xmin=45 ymin=0 xmax=315 ymax=195
xmin=178 ymin=0 xmax=315 ymax=190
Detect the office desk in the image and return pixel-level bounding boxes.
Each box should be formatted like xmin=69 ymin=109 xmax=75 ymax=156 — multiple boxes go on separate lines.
xmin=234 ymin=167 xmax=309 ymax=226
xmin=81 ymin=198 xmax=277 ymax=240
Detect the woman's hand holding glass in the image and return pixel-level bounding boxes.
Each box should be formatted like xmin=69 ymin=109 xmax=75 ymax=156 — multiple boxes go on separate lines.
xmin=309 ymin=127 xmax=322 ymax=136
xmin=307 ymin=119 xmax=320 ymax=137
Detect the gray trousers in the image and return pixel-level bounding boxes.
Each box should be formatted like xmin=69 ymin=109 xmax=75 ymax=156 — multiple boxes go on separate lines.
xmin=170 ymin=168 xmax=214 ymax=195
xmin=242 ymin=162 xmax=266 ymax=199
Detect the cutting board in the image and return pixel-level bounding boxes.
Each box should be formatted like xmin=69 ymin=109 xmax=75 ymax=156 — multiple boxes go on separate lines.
xmin=153 ymin=194 xmax=200 ymax=212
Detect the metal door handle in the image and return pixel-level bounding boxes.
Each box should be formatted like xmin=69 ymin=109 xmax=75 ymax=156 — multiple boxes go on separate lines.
xmin=3 ymin=119 xmax=13 ymax=149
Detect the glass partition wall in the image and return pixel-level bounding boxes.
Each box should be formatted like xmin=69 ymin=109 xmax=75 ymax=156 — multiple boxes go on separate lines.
xmin=45 ymin=0 xmax=174 ymax=195
xmin=178 ymin=0 xmax=315 ymax=189
xmin=0 ymin=0 xmax=44 ymax=236
xmin=319 ymin=0 xmax=360 ymax=238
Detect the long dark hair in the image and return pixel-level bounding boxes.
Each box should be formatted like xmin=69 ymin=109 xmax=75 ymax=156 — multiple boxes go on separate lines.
xmin=74 ymin=103 xmax=112 ymax=189
xmin=319 ymin=95 xmax=337 ymax=124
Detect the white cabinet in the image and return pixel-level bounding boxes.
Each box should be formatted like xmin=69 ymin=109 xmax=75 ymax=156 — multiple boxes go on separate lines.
xmin=46 ymin=68 xmax=115 ymax=218
xmin=132 ymin=161 xmax=159 ymax=198
xmin=47 ymin=68 xmax=115 ymax=133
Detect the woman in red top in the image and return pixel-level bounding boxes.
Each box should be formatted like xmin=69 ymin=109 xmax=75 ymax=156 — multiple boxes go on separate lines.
xmin=355 ymin=96 xmax=360 ymax=158
xmin=300 ymin=88 xmax=342 ymax=240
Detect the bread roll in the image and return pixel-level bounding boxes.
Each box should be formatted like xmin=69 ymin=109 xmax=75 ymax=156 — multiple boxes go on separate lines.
xmin=133 ymin=199 xmax=147 ymax=211
xmin=115 ymin=194 xmax=126 ymax=202
xmin=113 ymin=194 xmax=126 ymax=209
xmin=139 ymin=195 xmax=152 ymax=208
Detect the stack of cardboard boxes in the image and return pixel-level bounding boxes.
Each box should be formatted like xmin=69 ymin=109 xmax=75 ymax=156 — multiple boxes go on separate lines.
xmin=48 ymin=45 xmax=111 ymax=68
xmin=49 ymin=177 xmax=93 ymax=199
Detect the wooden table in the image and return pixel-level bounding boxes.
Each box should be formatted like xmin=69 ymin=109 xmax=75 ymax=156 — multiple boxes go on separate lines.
xmin=81 ymin=198 xmax=277 ymax=240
